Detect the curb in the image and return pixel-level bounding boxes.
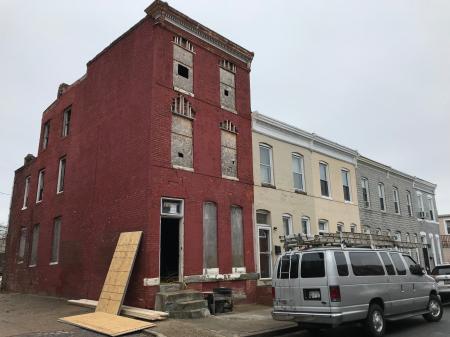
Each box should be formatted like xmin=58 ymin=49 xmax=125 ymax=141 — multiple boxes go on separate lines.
xmin=240 ymin=325 xmax=299 ymax=337
xmin=143 ymin=329 xmax=168 ymax=337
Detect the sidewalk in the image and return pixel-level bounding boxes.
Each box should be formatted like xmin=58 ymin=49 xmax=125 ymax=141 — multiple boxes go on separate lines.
xmin=0 ymin=292 xmax=297 ymax=337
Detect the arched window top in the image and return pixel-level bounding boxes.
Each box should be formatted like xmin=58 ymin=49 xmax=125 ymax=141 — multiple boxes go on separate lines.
xmin=292 ymin=152 xmax=304 ymax=158
xmin=172 ymin=95 xmax=195 ymax=119
xmin=256 ymin=209 xmax=271 ymax=226
xmin=219 ymin=59 xmax=236 ymax=73
xmin=174 ymin=36 xmax=194 ymax=52
xmin=219 ymin=120 xmax=237 ymax=133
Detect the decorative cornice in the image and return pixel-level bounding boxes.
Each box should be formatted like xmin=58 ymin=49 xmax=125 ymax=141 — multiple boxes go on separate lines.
xmin=145 ymin=1 xmax=254 ymax=68
xmin=252 ymin=112 xmax=359 ymax=165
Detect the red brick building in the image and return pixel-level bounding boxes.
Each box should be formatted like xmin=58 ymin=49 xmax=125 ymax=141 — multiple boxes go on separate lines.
xmin=3 ymin=1 xmax=256 ymax=308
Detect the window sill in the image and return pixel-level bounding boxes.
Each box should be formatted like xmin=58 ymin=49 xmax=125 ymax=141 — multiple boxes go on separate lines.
xmin=172 ymin=165 xmax=194 ymax=172
xmin=261 ymin=183 xmax=276 ymax=189
xmin=29 ymin=264 xmax=36 ymax=268
xmin=203 ymin=268 xmax=219 ymax=276
xmin=173 ymin=86 xmax=194 ymax=97
xmin=36 ymin=200 xmax=42 ymax=205
xmin=17 ymin=261 xmax=23 ymax=265
xmin=344 ymin=200 xmax=353 ymax=204
xmin=21 ymin=206 xmax=27 ymax=211
xmin=49 ymin=262 xmax=59 ymax=266
xmin=294 ymin=189 xmax=307 ymax=195
xmin=320 ymin=196 xmax=333 ymax=201
xmin=222 ymin=175 xmax=239 ymax=181
xmin=56 ymin=190 xmax=64 ymax=195
xmin=220 ymin=105 xmax=237 ymax=114
xmin=232 ymin=267 xmax=246 ymax=274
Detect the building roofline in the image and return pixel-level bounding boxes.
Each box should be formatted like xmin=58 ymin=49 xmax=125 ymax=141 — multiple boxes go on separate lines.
xmin=358 ymin=156 xmax=437 ymax=190
xmin=252 ymin=112 xmax=359 ymax=164
xmin=145 ymin=0 xmax=254 ymax=67
xmin=439 ymin=214 xmax=450 ymax=218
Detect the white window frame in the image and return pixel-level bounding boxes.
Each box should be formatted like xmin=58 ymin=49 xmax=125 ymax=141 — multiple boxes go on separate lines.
xmin=417 ymin=191 xmax=425 ymax=218
xmin=378 ymin=183 xmax=386 ymax=212
xmin=301 ymin=216 xmax=311 ymax=236
xmin=50 ymin=217 xmax=62 ymax=265
xmin=363 ymin=225 xmax=371 ymax=234
xmin=36 ymin=169 xmax=45 ymax=203
xmin=406 ymin=191 xmax=413 ymax=217
xmin=259 ymin=144 xmax=274 ymax=185
xmin=42 ymin=121 xmax=50 ymax=150
xmin=318 ymin=219 xmax=329 ymax=234
xmin=393 ymin=187 xmax=400 ymax=215
xmin=292 ymin=153 xmax=305 ymax=192
xmin=350 ymin=224 xmax=357 ymax=233
xmin=341 ymin=169 xmax=351 ymax=202
xmin=336 ymin=222 xmax=344 ymax=233
xmin=375 ymin=228 xmax=382 ymax=236
xmin=62 ymin=107 xmax=71 ymax=137
xmin=22 ymin=176 xmax=31 ymax=210
xmin=394 ymin=231 xmax=402 ymax=242
xmin=57 ymin=157 xmax=66 ymax=194
xmin=446 ymin=220 xmax=450 ymax=235
xmin=427 ymin=195 xmax=435 ymax=221
xmin=361 ymin=177 xmax=370 ymax=208
xmin=319 ymin=162 xmax=331 ymax=198
xmin=282 ymin=214 xmax=293 ymax=236
xmin=256 ymin=210 xmax=272 ymax=280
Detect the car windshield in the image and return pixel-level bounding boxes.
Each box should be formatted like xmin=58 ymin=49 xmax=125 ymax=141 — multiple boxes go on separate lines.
xmin=432 ymin=266 xmax=450 ymax=276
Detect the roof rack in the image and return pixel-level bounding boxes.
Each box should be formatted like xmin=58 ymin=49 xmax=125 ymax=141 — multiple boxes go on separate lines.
xmin=280 ymin=231 xmax=426 ymax=251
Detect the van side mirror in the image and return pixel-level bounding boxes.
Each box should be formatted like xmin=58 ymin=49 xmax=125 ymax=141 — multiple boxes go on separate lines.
xmin=410 ymin=264 xmax=425 ymax=276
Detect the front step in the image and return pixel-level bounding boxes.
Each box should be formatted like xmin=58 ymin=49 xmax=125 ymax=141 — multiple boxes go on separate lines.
xmin=176 ymin=299 xmax=208 ymax=311
xmin=159 ymin=282 xmax=184 ymax=293
xmin=155 ymin=289 xmax=210 ymax=318
xmin=169 ymin=308 xmax=211 ymax=319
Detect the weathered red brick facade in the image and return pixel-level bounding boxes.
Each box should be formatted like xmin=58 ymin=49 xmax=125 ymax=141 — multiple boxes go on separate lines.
xmin=4 ymin=1 xmax=256 ymax=308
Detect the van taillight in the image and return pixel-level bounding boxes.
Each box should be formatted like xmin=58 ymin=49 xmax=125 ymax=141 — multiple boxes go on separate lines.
xmin=272 ymin=287 xmax=275 ymax=299
xmin=329 ymin=286 xmax=341 ymax=302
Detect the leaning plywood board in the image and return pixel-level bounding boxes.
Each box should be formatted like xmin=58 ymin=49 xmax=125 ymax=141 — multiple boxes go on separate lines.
xmin=96 ymin=231 xmax=143 ymax=315
xmin=59 ymin=312 xmax=154 ymax=336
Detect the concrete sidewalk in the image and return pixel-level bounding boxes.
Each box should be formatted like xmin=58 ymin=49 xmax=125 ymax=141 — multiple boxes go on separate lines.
xmin=0 ymin=292 xmax=296 ymax=337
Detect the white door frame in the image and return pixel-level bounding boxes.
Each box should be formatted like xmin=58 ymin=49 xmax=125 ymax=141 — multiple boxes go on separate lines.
xmin=257 ymin=225 xmax=273 ymax=279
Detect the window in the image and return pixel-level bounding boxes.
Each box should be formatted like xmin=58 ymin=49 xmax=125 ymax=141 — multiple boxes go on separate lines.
xmin=292 ymin=154 xmax=305 ymax=191
xmin=349 ymin=252 xmax=385 ymax=276
xmin=173 ymin=37 xmax=193 ymax=94
xmin=431 ymin=266 xmax=450 ymax=276
xmin=350 ymin=224 xmax=357 ymax=233
xmin=378 ymin=183 xmax=386 ymax=211
xmin=301 ymin=252 xmax=325 ymax=278
xmin=277 ymin=254 xmax=299 ymax=279
xmin=282 ymin=214 xmax=293 ymax=236
xmin=394 ymin=231 xmax=402 ymax=242
xmin=62 ymin=107 xmax=71 ymax=137
xmin=336 ymin=223 xmax=344 ymax=233
xmin=405 ymin=233 xmax=410 ymax=243
xmin=413 ymin=234 xmax=418 ymax=243
xmin=341 ymin=169 xmax=351 ymax=201
xmin=50 ymin=217 xmax=61 ymax=264
xmin=362 ymin=225 xmax=371 ymax=234
xmin=259 ymin=144 xmax=273 ymax=185
xmin=256 ymin=210 xmax=270 ymax=226
xmin=22 ymin=176 xmax=31 ymax=209
xmin=36 ymin=169 xmax=45 ymax=203
xmin=57 ymin=157 xmax=66 ymax=193
xmin=220 ymin=121 xmax=238 ymax=178
xmin=301 ymin=217 xmax=311 ymax=235
xmin=427 ymin=196 xmax=435 ymax=221
xmin=361 ymin=178 xmax=370 ymax=208
xmin=42 ymin=121 xmax=50 ymax=150
xmin=203 ymin=202 xmax=218 ymax=270
xmin=406 ymin=191 xmax=413 ymax=217
xmin=318 ymin=219 xmax=328 ymax=233
xmin=417 ymin=192 xmax=425 ymax=217
xmin=334 ymin=252 xmax=349 ymax=276
xmin=393 ymin=187 xmax=400 ymax=214
xmin=231 ymin=206 xmax=244 ymax=268
xmin=219 ymin=60 xmax=236 ymax=111
xmin=390 ymin=253 xmax=406 ymax=275
xmin=375 ymin=228 xmax=382 ymax=236
xmin=379 ymin=252 xmax=396 ymax=275
xmin=29 ymin=224 xmax=40 ymax=267
xmin=319 ymin=162 xmax=330 ymax=197
xmin=17 ymin=227 xmax=27 ymax=263
xmin=446 ymin=221 xmax=450 ymax=235
xmin=403 ymin=255 xmax=418 ymax=269
xmin=171 ymin=95 xmax=194 ymax=169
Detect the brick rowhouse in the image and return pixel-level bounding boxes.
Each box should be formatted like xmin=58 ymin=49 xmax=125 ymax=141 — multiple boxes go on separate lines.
xmin=3 ymin=0 xmax=256 ymax=308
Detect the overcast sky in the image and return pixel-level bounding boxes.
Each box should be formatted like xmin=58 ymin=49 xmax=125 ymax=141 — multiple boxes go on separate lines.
xmin=1 ymin=0 xmax=450 ymax=225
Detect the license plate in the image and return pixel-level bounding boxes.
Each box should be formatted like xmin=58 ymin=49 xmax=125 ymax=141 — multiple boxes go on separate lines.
xmin=303 ymin=289 xmax=321 ymax=301
xmin=444 ymin=280 xmax=450 ymax=285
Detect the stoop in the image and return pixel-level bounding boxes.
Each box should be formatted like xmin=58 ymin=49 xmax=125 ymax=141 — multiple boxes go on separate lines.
xmin=155 ymin=287 xmax=210 ymax=319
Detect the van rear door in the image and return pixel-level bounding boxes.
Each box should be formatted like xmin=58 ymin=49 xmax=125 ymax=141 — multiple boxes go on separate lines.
xmin=273 ymin=254 xmax=293 ymax=311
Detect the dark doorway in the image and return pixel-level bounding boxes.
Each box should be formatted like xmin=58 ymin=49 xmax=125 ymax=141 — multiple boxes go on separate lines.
xmin=160 ymin=218 xmax=180 ymax=283
xmin=423 ymin=248 xmax=431 ymax=273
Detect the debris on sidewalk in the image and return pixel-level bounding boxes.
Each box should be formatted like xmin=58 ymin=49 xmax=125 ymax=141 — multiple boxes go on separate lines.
xmin=59 ymin=231 xmax=154 ymax=336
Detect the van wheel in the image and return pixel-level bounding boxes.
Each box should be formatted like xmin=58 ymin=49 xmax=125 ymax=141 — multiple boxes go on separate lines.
xmin=365 ymin=304 xmax=385 ymax=337
xmin=423 ymin=294 xmax=443 ymax=322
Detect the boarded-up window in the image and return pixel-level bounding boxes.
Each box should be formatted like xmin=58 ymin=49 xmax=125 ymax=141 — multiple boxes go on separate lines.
xmin=203 ymin=202 xmax=218 ymax=270
xmin=173 ymin=37 xmax=194 ymax=94
xmin=231 ymin=206 xmax=244 ymax=268
xmin=220 ymin=120 xmax=237 ymax=178
xmin=171 ymin=95 xmax=194 ymax=169
xmin=50 ymin=217 xmax=61 ymax=264
xmin=29 ymin=224 xmax=40 ymax=266
xmin=17 ymin=227 xmax=27 ymax=263
xmin=219 ymin=60 xmax=236 ymax=111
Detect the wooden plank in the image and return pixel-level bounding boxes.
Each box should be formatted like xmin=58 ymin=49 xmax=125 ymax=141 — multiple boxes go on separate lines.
xmin=96 ymin=231 xmax=143 ymax=315
xmin=59 ymin=312 xmax=154 ymax=336
xmin=68 ymin=299 xmax=169 ymax=321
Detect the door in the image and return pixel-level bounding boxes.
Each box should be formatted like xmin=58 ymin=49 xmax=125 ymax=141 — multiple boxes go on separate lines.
xmin=403 ymin=254 xmax=429 ymax=310
xmin=258 ymin=227 xmax=272 ymax=279
xmin=389 ymin=252 xmax=413 ymax=313
xmin=423 ymin=248 xmax=431 ymax=273
xmin=160 ymin=218 xmax=180 ymax=283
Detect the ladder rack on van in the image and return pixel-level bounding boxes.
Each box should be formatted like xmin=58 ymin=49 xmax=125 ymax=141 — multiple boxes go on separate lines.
xmin=280 ymin=231 xmax=426 ymax=251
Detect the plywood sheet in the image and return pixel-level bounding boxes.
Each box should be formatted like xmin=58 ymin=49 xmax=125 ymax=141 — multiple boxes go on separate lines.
xmin=58 ymin=312 xmax=154 ymax=336
xmin=96 ymin=231 xmax=143 ymax=315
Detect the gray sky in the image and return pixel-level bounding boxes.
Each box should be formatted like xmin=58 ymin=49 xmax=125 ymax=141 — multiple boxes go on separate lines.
xmin=1 ymin=0 xmax=450 ymax=225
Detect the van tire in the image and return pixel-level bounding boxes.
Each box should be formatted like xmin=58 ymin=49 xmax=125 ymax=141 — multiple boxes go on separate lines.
xmin=365 ymin=304 xmax=385 ymax=337
xmin=423 ymin=294 xmax=443 ymax=322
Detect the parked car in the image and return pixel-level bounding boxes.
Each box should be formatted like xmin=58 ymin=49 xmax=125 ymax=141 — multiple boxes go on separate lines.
xmin=431 ymin=264 xmax=450 ymax=303
xmin=272 ymin=247 xmax=443 ymax=337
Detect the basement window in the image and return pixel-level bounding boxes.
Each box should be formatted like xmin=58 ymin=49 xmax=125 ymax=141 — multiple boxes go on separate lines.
xmin=178 ymin=64 xmax=189 ymax=79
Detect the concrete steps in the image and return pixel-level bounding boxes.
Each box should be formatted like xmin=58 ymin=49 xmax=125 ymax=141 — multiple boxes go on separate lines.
xmin=155 ymin=287 xmax=210 ymax=319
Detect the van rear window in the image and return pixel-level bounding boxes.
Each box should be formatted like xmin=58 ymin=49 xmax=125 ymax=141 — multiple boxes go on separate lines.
xmin=301 ymin=252 xmax=325 ymax=278
xmin=379 ymin=252 xmax=396 ymax=275
xmin=350 ymin=252 xmax=385 ymax=276
xmin=277 ymin=254 xmax=299 ymax=279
